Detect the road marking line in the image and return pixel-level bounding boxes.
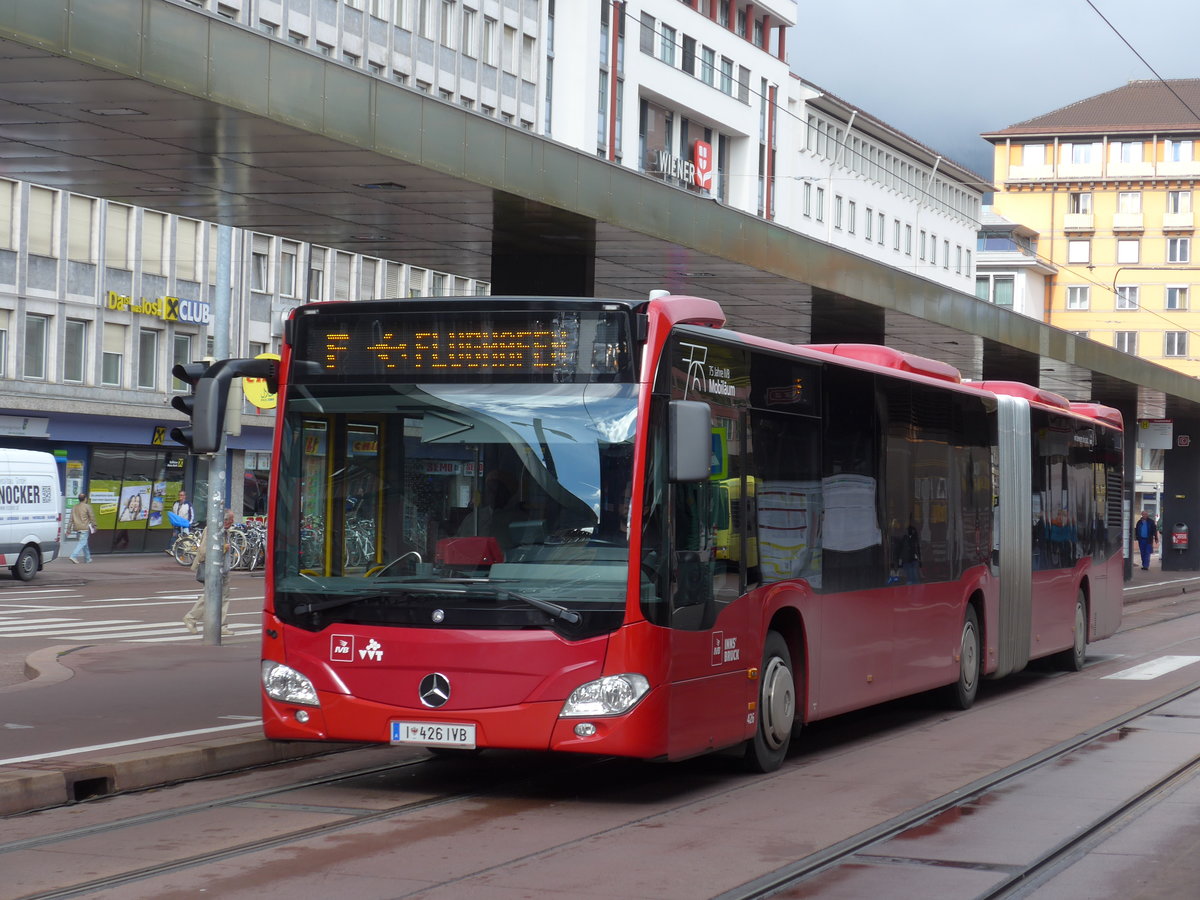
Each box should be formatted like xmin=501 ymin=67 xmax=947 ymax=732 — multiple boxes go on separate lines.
xmin=0 ymin=720 xmax=264 ymax=767
xmin=1102 ymin=655 xmax=1200 ymax=680
xmin=0 ymin=620 xmax=136 ymax=634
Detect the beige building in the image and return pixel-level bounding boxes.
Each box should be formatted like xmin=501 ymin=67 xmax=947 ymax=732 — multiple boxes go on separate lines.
xmin=984 ymin=80 xmax=1200 ymax=378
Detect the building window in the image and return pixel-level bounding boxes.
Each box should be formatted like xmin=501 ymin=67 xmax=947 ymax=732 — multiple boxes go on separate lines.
xmin=660 ymin=25 xmax=676 ymax=66
xmin=102 ymin=324 xmax=124 ymax=386
xmin=802 ymin=182 xmax=812 ymax=217
xmin=1115 ymin=141 xmax=1143 ymax=163
xmin=1116 ymin=286 xmax=1140 ymax=310
xmin=280 ymin=241 xmax=298 ymax=297
xmin=700 ymin=47 xmax=715 ymax=85
xmin=23 ymin=313 xmax=48 ymax=380
xmin=1117 ymin=191 xmax=1142 ymax=213
xmin=142 ymin=211 xmax=166 ymax=275
xmin=639 ymin=12 xmax=654 ymax=54
xmin=482 ymin=16 xmax=496 ymax=65
xmin=681 ymin=34 xmax=695 ymax=75
xmin=1167 ymin=190 xmax=1192 ymax=213
xmin=28 ymin=186 xmax=56 ymax=257
xmin=250 ymin=234 xmax=270 ymax=292
xmin=177 ymin=219 xmax=198 ymax=282
xmin=360 ymin=257 xmax=378 ymax=300
xmin=64 ymin=319 xmax=86 ymax=383
xmin=67 ymin=195 xmax=95 ymax=263
xmin=1165 ymin=331 xmax=1188 ymax=357
xmin=892 ymin=219 xmax=901 ymax=251
xmin=1168 ymin=237 xmax=1191 ymax=263
xmin=814 ymin=187 xmax=824 ymax=222
xmin=1070 ymin=143 xmax=1094 ymax=164
xmin=308 ymin=247 xmax=326 ymax=299
xmin=1068 ymin=192 xmax=1092 ymax=214
xmin=719 ymin=57 xmax=733 ymax=94
xmin=879 ymin=213 xmax=886 ymax=245
xmin=847 ymin=200 xmax=856 ymax=234
xmin=1066 ymin=285 xmax=1090 ymax=310
xmin=919 ymin=230 xmax=927 ymax=260
xmin=1022 ymin=143 xmax=1045 ymax=165
xmin=0 ymin=179 xmax=13 ymax=250
xmin=461 ymin=6 xmax=475 ymax=55
xmin=439 ymin=0 xmax=456 ymax=48
xmin=1167 ymin=139 xmax=1193 ymax=162
xmin=1116 ymin=239 xmax=1140 ymax=264
xmin=173 ymin=334 xmax=192 ymax=392
xmin=1067 ymin=240 xmax=1090 ymax=264
xmin=865 ymin=207 xmax=873 ymax=241
xmin=942 ymin=239 xmax=949 ymax=267
xmin=904 ymin=224 xmax=912 ymax=255
xmin=977 ymin=274 xmax=1015 ymax=306
xmin=1114 ymin=331 xmax=1137 ymax=354
xmin=833 ymin=195 xmax=843 ymax=229
xmin=1166 ymin=286 xmax=1189 ymax=310
xmin=137 ymin=328 xmax=159 ymax=390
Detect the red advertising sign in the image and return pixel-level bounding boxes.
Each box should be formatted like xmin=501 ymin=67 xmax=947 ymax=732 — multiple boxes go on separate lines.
xmin=693 ymin=140 xmax=713 ymax=190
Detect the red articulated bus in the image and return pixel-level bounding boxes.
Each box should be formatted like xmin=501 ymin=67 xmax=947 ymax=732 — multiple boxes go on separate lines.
xmin=253 ymin=293 xmax=1123 ymax=772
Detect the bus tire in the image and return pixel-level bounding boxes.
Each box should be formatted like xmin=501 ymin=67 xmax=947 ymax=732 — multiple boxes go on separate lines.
xmin=11 ymin=546 xmax=38 ymax=581
xmin=944 ymin=606 xmax=980 ymax=710
xmin=743 ymin=631 xmax=796 ymax=773
xmin=1054 ymin=591 xmax=1088 ymax=672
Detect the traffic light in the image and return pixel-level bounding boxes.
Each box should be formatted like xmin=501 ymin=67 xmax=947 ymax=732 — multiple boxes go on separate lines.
xmin=170 ymin=358 xmax=280 ymax=455
xmin=170 ymin=361 xmax=221 ymax=454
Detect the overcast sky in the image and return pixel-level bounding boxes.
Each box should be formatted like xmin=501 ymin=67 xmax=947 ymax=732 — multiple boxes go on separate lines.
xmin=786 ymin=0 xmax=1200 ymax=187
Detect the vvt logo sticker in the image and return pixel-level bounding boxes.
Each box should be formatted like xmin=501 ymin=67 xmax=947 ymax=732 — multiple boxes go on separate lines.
xmin=359 ymin=638 xmax=384 ymax=662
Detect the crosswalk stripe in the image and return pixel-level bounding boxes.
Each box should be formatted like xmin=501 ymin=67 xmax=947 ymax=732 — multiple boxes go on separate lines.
xmin=0 ymin=619 xmax=136 ymax=634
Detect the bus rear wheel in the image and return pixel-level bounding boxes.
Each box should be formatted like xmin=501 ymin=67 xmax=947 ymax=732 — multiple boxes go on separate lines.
xmin=944 ymin=606 xmax=980 ymax=710
xmin=1054 ymin=592 xmax=1088 ymax=672
xmin=743 ymin=631 xmax=796 ymax=773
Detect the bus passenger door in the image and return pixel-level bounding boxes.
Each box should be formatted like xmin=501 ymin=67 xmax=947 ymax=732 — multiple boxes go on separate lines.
xmin=666 ymin=470 xmax=750 ymax=759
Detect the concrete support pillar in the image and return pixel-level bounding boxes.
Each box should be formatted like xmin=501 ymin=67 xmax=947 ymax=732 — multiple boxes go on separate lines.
xmin=1161 ymin=417 xmax=1200 ymax=571
xmin=489 ymin=195 xmax=595 ymax=297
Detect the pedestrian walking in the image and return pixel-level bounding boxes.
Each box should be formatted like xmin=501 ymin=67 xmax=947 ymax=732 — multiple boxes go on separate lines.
xmin=1135 ymin=509 xmax=1159 ymax=571
xmin=182 ymin=508 xmax=236 ymax=636
xmin=67 ymin=493 xmax=97 ymax=564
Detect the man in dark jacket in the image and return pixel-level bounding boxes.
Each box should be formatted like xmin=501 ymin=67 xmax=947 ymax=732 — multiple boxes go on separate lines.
xmin=1136 ymin=509 xmax=1159 ymax=570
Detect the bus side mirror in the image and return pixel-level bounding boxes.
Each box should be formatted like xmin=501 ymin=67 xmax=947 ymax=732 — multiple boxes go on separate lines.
xmin=669 ymin=400 xmax=712 ymax=482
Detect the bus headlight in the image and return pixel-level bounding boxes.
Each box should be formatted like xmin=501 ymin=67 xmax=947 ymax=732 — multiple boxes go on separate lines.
xmin=560 ymin=674 xmax=650 ymax=717
xmin=261 ymin=660 xmax=320 ymax=707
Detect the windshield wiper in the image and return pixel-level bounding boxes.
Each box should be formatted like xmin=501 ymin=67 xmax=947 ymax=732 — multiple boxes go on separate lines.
xmin=291 ymin=584 xmax=581 ymax=625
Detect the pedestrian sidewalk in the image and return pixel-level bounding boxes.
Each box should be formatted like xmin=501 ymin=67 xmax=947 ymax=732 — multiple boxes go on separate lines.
xmin=3 ymin=554 xmax=1200 ymax=817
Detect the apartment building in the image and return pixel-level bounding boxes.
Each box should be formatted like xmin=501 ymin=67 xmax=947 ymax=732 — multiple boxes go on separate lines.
xmin=785 ymin=81 xmax=986 ymax=293
xmin=0 ymin=178 xmax=489 ymax=554
xmin=974 ymin=207 xmax=1055 ymax=320
xmin=984 ymin=79 xmax=1200 ymax=377
xmin=198 ymin=0 xmax=983 ymax=291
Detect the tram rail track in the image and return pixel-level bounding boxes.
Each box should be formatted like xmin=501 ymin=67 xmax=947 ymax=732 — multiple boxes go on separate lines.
xmin=715 ymin=681 xmax=1200 ymax=900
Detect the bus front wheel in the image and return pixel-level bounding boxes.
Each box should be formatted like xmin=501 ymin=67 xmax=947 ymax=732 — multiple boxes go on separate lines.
xmin=945 ymin=606 xmax=980 ymax=710
xmin=743 ymin=631 xmax=796 ymax=773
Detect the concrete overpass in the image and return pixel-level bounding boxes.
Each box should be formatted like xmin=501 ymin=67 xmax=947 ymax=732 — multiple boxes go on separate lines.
xmin=3 ymin=0 xmax=1200 ymax=568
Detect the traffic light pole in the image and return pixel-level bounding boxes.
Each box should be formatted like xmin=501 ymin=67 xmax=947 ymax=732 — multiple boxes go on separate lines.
xmin=204 ymin=224 xmax=234 ymax=647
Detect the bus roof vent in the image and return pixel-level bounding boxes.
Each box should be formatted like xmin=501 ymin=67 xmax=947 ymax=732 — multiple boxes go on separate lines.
xmin=974 ymin=381 xmax=1072 ymax=411
xmin=805 ymin=343 xmax=962 ymax=384
xmin=1069 ymin=402 xmax=1124 ymax=429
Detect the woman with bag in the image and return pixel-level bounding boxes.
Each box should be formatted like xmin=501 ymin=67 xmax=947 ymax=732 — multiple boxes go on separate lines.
xmin=182 ymin=508 xmax=235 ymax=636
xmin=68 ymin=494 xmax=97 ymax=564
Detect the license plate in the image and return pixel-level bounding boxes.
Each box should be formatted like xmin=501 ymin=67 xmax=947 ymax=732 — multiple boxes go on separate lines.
xmin=391 ymin=721 xmax=477 ymax=749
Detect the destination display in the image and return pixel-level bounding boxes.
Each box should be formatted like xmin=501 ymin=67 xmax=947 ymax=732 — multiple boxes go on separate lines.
xmin=294 ymin=308 xmax=633 ymax=381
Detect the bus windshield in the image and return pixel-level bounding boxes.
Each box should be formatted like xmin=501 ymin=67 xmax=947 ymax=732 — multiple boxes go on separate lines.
xmin=272 ymin=381 xmax=638 ymax=638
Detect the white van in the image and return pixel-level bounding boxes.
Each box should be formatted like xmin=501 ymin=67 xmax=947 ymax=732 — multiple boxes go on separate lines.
xmin=0 ymin=449 xmax=63 ymax=580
